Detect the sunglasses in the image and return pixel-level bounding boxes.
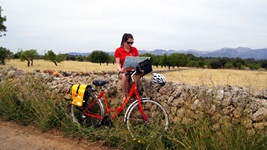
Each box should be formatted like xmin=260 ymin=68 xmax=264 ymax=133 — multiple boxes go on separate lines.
xmin=126 ymin=41 xmax=134 ymax=45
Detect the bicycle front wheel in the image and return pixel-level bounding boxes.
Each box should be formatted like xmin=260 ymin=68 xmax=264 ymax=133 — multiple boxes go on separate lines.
xmin=71 ymin=98 xmax=104 ymax=127
xmin=126 ymin=99 xmax=169 ymax=138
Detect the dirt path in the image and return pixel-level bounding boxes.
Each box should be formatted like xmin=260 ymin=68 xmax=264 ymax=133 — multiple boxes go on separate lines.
xmin=0 ymin=120 xmax=116 ymax=150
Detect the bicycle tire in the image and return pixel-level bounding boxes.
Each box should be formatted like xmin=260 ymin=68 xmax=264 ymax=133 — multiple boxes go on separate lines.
xmin=71 ymin=98 xmax=104 ymax=127
xmin=125 ymin=99 xmax=169 ymax=138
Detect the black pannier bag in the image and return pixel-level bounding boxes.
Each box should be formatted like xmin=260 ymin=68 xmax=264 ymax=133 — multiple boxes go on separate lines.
xmin=137 ymin=59 xmax=153 ymax=76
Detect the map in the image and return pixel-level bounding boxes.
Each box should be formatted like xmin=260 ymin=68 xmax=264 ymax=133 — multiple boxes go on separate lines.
xmin=123 ymin=56 xmax=150 ymax=69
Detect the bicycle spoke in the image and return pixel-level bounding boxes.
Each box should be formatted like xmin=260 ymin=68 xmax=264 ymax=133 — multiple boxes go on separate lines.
xmin=71 ymin=99 xmax=104 ymax=127
xmin=126 ymin=100 xmax=169 ymax=138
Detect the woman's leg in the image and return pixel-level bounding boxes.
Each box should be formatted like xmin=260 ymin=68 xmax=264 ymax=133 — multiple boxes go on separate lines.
xmin=120 ymin=73 xmax=129 ymax=101
xmin=134 ymin=74 xmax=140 ymax=85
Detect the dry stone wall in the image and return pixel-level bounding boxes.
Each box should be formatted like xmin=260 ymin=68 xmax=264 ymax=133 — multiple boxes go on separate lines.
xmin=1 ymin=67 xmax=267 ymax=134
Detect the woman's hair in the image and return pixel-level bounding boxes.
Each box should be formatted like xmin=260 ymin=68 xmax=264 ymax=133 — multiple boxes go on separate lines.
xmin=120 ymin=33 xmax=134 ymax=47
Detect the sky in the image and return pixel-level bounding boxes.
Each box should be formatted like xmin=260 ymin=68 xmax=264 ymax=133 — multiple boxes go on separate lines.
xmin=1 ymin=0 xmax=267 ymax=55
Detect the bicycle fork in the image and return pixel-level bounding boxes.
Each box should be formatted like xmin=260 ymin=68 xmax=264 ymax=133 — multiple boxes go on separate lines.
xmin=135 ymin=94 xmax=149 ymax=121
xmin=123 ymin=97 xmax=151 ymax=123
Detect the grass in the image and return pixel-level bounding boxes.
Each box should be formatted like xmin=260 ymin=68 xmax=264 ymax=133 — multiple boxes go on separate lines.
xmin=159 ymin=68 xmax=267 ymax=91
xmin=0 ymin=77 xmax=169 ymax=149
xmin=0 ymin=74 xmax=267 ymax=149
xmin=3 ymin=59 xmax=118 ymax=72
xmin=1 ymin=59 xmax=267 ymax=149
xmin=3 ymin=59 xmax=267 ymax=91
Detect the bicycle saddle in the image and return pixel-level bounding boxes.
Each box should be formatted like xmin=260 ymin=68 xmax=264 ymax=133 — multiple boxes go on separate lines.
xmin=92 ymin=80 xmax=109 ymax=86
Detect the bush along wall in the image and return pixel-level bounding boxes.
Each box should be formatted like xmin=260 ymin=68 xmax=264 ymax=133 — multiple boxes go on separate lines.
xmin=1 ymin=67 xmax=267 ymax=136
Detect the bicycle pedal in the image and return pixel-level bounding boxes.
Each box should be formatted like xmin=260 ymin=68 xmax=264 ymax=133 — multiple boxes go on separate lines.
xmin=101 ymin=115 xmax=113 ymax=128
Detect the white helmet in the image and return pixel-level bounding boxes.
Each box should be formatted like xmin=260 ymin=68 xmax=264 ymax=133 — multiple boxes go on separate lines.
xmin=151 ymin=73 xmax=166 ymax=86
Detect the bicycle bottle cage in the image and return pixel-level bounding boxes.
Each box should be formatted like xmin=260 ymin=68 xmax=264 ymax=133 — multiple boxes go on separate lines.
xmin=93 ymin=80 xmax=109 ymax=86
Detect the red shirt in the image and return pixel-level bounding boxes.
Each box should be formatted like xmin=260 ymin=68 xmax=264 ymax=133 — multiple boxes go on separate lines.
xmin=114 ymin=46 xmax=139 ymax=67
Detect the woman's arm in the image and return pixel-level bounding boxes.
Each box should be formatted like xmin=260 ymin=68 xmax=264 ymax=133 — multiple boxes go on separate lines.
xmin=115 ymin=57 xmax=124 ymax=72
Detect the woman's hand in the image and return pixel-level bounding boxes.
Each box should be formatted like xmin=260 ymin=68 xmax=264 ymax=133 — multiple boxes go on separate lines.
xmin=119 ymin=68 xmax=126 ymax=73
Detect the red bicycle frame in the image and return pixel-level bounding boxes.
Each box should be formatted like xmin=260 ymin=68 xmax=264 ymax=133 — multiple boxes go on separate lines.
xmin=83 ymin=71 xmax=149 ymax=121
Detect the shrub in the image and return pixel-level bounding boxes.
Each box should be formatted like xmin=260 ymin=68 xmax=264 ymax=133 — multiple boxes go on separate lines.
xmin=224 ymin=62 xmax=233 ymax=69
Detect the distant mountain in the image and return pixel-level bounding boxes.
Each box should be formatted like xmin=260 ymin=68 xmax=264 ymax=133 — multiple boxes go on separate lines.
xmin=67 ymin=52 xmax=90 ymax=56
xmin=198 ymin=47 xmax=267 ymax=60
xmin=67 ymin=47 xmax=267 ymax=60
xmin=138 ymin=47 xmax=267 ymax=60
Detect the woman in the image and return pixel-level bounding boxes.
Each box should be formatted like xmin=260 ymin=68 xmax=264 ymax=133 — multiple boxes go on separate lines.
xmin=114 ymin=33 xmax=139 ymax=100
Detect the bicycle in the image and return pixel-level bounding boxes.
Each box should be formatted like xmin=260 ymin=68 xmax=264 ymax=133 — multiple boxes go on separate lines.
xmin=70 ymin=68 xmax=169 ymax=138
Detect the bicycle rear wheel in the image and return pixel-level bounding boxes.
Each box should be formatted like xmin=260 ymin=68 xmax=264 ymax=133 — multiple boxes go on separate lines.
xmin=71 ymin=98 xmax=104 ymax=127
xmin=126 ymin=99 xmax=169 ymax=138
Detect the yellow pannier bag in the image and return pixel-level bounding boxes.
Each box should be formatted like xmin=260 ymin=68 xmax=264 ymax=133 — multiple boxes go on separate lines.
xmin=72 ymin=84 xmax=88 ymax=107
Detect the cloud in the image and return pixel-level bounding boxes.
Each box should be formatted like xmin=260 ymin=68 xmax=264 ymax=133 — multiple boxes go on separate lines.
xmin=1 ymin=0 xmax=267 ymax=54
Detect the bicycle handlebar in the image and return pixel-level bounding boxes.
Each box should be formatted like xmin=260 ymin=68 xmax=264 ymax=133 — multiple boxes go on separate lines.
xmin=124 ymin=66 xmax=143 ymax=76
xmin=123 ymin=66 xmax=144 ymax=82
xmin=125 ymin=70 xmax=135 ymax=76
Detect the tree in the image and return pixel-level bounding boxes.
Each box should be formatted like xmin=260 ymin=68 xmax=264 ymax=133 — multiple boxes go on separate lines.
xmin=13 ymin=51 xmax=23 ymax=59
xmin=0 ymin=47 xmax=12 ymax=65
xmin=0 ymin=6 xmax=7 ymax=37
xmin=186 ymin=53 xmax=196 ymax=60
xmin=210 ymin=60 xmax=222 ymax=69
xmin=175 ymin=53 xmax=189 ymax=67
xmin=140 ymin=53 xmax=158 ymax=67
xmin=107 ymin=55 xmax=115 ymax=65
xmin=169 ymin=53 xmax=179 ymax=69
xmin=260 ymin=60 xmax=267 ymax=69
xmin=248 ymin=63 xmax=261 ymax=70
xmin=44 ymin=50 xmax=65 ymax=66
xmin=65 ymin=54 xmax=76 ymax=61
xmin=187 ymin=61 xmax=196 ymax=67
xmin=224 ymin=62 xmax=233 ymax=69
xmin=160 ymin=53 xmax=171 ymax=69
xmin=197 ymin=60 xmax=205 ymax=68
xmin=76 ymin=55 xmax=86 ymax=62
xmin=20 ymin=49 xmax=39 ymax=67
xmin=87 ymin=50 xmax=109 ymax=65
xmin=232 ymin=57 xmax=245 ymax=69
xmin=153 ymin=55 xmax=161 ymax=67
xmin=218 ymin=58 xmax=228 ymax=67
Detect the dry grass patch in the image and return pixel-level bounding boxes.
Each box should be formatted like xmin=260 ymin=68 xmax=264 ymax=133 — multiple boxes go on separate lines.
xmin=3 ymin=59 xmax=117 ymax=72
xmin=158 ymin=68 xmax=267 ymax=90
xmin=2 ymin=59 xmax=267 ymax=90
